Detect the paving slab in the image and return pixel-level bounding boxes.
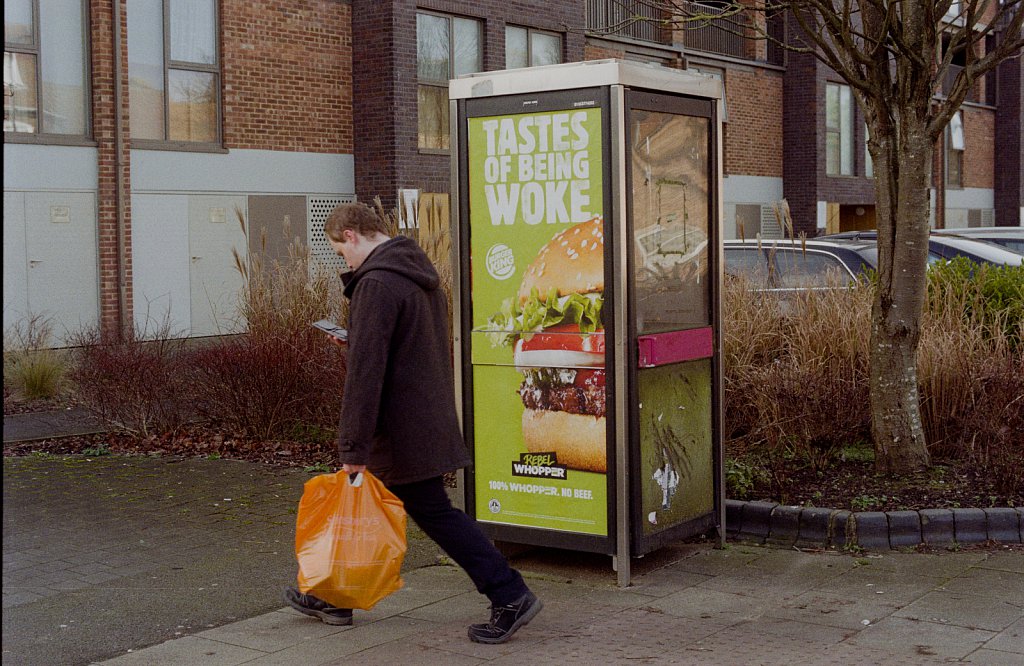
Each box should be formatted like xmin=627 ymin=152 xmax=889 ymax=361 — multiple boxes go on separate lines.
xmin=940 ymin=566 xmax=1024 ymax=598
xmin=844 ymin=616 xmax=996 ymax=660
xmin=812 ymin=566 xmax=944 ymax=605
xmin=982 ymin=617 xmax=1024 ymax=654
xmin=771 ymin=589 xmax=902 ymax=630
xmin=894 ymin=589 xmax=1023 ymax=632
xmin=961 ymin=648 xmax=1024 ymax=665
xmin=3 ymin=408 xmax=106 ymax=442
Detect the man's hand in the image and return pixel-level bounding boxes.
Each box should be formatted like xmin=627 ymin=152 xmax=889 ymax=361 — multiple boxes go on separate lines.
xmin=342 ymin=463 xmax=367 ymax=475
xmin=327 ymin=336 xmax=346 ymax=348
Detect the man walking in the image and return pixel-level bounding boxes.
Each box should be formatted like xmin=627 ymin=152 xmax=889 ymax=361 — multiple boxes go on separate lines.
xmin=284 ymin=202 xmax=542 ymax=644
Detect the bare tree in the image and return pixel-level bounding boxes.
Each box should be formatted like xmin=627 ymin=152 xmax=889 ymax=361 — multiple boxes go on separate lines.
xmin=589 ymin=1 xmax=1023 ymax=473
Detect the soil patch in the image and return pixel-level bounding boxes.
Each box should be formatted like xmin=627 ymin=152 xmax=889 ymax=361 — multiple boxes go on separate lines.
xmin=741 ymin=459 xmax=1021 ymax=512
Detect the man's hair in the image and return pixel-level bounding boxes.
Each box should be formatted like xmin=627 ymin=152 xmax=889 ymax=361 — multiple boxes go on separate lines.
xmin=324 ymin=202 xmax=389 ymax=241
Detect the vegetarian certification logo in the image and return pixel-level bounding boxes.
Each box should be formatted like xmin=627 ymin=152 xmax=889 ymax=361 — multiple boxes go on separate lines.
xmin=485 ymin=243 xmax=516 ymax=280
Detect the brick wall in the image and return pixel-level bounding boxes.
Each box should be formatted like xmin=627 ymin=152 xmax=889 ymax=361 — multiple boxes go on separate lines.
xmin=352 ymin=0 xmax=586 ymax=210
xmin=584 ymin=44 xmax=625 ymax=61
xmin=91 ymin=0 xmax=132 ymax=338
xmin=351 ymin=2 xmax=398 ymax=209
xmin=782 ymin=49 xmax=819 ymax=235
xmin=783 ymin=45 xmax=875 ymax=237
xmin=724 ymin=68 xmax=783 ymax=177
xmin=963 ymin=107 xmax=995 ymax=189
xmin=994 ymin=51 xmax=1023 ymax=226
xmin=221 ymin=0 xmax=352 ymax=153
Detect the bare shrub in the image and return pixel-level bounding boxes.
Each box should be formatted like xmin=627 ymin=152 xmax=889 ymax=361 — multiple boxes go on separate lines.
xmin=187 ymin=332 xmax=345 ymax=440
xmin=189 ymin=207 xmax=346 ymax=439
xmin=67 ymin=321 xmax=191 ymax=436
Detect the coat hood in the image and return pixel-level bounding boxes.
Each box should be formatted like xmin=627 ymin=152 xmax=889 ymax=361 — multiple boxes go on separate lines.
xmin=342 ymin=235 xmax=439 ymax=298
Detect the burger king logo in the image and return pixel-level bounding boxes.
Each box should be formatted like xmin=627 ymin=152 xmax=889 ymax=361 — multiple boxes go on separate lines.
xmin=485 ymin=243 xmax=516 ymax=281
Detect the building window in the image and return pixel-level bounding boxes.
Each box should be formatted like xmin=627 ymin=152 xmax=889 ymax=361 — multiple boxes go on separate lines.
xmin=4 ymin=0 xmax=89 ymax=136
xmin=128 ymin=0 xmax=220 ymax=145
xmin=946 ymin=111 xmax=964 ymax=188
xmin=825 ymin=82 xmax=854 ymax=176
xmin=417 ymin=11 xmax=482 ymax=151
xmin=506 ymin=26 xmax=562 ymax=69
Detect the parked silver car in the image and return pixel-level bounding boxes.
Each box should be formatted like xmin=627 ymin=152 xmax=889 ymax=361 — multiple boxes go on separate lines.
xmin=935 ymin=227 xmax=1024 ymax=254
xmin=821 ymin=230 xmax=1024 ymax=266
xmin=723 ymin=238 xmax=878 ymax=291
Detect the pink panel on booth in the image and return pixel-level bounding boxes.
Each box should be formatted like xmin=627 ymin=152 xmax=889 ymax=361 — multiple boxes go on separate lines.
xmin=637 ymin=327 xmax=714 ymax=368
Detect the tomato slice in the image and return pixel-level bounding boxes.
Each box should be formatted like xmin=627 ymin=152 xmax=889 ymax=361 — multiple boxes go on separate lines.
xmin=520 ymin=324 xmax=605 ymax=354
xmin=573 ymin=369 xmax=606 ymax=388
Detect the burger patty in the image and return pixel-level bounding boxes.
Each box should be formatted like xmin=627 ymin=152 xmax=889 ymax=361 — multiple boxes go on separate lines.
xmin=519 ymin=382 xmax=606 ymax=417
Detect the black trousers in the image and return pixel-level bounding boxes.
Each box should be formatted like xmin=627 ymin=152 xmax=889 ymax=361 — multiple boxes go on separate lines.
xmin=388 ymin=476 xmax=528 ymax=607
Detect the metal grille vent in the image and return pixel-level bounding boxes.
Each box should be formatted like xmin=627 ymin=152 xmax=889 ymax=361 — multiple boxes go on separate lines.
xmin=308 ymin=196 xmax=356 ymax=276
xmin=760 ymin=204 xmax=784 ymax=239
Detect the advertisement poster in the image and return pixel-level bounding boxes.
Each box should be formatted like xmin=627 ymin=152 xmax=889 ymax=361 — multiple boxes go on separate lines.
xmin=468 ymin=103 xmax=607 ymax=536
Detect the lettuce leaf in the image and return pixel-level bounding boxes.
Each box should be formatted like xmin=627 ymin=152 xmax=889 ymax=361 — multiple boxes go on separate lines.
xmin=485 ymin=288 xmax=603 ymax=347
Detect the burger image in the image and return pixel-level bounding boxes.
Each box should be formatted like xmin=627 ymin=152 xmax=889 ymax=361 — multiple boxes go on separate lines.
xmin=487 ymin=216 xmax=606 ymax=473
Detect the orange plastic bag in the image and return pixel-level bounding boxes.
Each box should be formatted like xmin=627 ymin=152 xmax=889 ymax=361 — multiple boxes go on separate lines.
xmin=295 ymin=471 xmax=406 ymax=610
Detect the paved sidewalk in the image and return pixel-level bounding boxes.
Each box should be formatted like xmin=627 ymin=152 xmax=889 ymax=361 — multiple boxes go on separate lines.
xmin=3 ymin=407 xmax=106 ymax=442
xmin=4 ymin=412 xmax=1023 ymax=665
xmin=95 ymin=543 xmax=1024 ymax=665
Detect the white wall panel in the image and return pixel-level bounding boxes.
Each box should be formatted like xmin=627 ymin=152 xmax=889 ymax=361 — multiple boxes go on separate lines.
xmin=3 ymin=144 xmax=98 ymax=190
xmin=132 ymin=194 xmax=191 ymax=337
xmin=945 ymin=187 xmax=994 ymax=210
xmin=3 ymin=192 xmax=30 ymax=335
xmin=722 ymin=175 xmax=783 ymax=206
xmin=132 ymin=149 xmax=354 ymax=196
xmin=23 ymin=192 xmax=99 ymax=344
xmin=721 ymin=175 xmax=784 ymax=240
xmin=188 ymin=195 xmax=248 ymax=337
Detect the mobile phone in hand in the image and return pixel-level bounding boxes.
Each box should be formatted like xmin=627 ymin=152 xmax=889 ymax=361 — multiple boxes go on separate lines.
xmin=312 ymin=319 xmax=348 ymax=342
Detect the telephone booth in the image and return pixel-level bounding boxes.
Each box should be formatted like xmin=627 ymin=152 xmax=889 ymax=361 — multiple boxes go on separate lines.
xmin=450 ymin=60 xmax=724 ymax=586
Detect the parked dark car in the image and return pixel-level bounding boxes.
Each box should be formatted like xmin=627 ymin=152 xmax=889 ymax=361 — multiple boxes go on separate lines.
xmin=723 ymin=238 xmax=878 ymax=291
xmin=935 ymin=227 xmax=1024 ymax=254
xmin=821 ymin=230 xmax=1024 ymax=266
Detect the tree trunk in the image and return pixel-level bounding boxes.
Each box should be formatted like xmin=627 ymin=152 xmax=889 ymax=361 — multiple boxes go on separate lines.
xmin=868 ymin=119 xmax=932 ymax=474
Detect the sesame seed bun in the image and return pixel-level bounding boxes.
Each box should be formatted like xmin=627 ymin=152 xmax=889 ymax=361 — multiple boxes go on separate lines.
xmin=517 ymin=216 xmax=604 ymax=306
xmin=522 ymin=408 xmax=607 ymax=474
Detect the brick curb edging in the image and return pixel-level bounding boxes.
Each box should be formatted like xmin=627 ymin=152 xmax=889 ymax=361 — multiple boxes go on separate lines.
xmin=726 ymin=500 xmax=1024 ymax=551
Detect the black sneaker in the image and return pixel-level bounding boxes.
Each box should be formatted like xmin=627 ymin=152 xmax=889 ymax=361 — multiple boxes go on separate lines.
xmin=283 ymin=587 xmax=353 ymax=626
xmin=467 ymin=591 xmax=542 ymax=644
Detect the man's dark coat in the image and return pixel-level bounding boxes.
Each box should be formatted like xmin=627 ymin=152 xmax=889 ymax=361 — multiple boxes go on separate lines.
xmin=337 ymin=235 xmax=471 ymax=485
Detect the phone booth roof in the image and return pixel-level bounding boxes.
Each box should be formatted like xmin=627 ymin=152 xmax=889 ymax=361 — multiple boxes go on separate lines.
xmin=449 ymin=59 xmax=722 ymax=102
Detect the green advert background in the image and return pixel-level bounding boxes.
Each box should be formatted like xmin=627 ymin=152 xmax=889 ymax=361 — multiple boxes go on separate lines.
xmin=467 ymin=106 xmax=607 ymax=536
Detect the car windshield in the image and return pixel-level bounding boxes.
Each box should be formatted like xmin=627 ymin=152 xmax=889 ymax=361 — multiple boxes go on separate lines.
xmin=856 ymin=247 xmax=878 ymax=268
xmin=1000 ymin=239 xmax=1024 ymax=254
xmin=773 ymin=250 xmax=853 ymax=288
xmin=932 ymin=236 xmax=1024 ymax=265
xmin=724 ymin=247 xmax=771 ymax=286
